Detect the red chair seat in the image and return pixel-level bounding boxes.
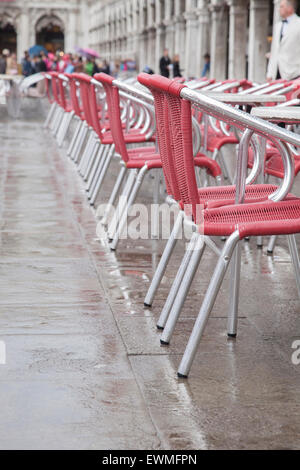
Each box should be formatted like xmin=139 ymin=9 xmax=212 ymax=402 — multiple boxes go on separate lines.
xmin=198 ymin=183 xmax=289 ymax=208
xmin=206 ymin=134 xmax=238 ymax=152
xmin=265 ymin=153 xmax=300 ymax=178
xmin=202 ymin=199 xmax=300 ymax=238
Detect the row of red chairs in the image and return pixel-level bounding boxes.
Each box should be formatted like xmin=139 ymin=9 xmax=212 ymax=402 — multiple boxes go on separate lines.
xmin=42 ymin=71 xmax=300 ymax=378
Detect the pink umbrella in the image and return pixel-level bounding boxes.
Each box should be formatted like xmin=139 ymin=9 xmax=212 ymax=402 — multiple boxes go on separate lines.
xmin=75 ymin=47 xmax=100 ymax=58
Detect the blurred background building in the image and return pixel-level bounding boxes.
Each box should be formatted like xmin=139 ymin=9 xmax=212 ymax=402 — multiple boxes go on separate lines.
xmin=0 ymin=0 xmax=89 ymax=61
xmin=0 ymin=0 xmax=297 ymax=81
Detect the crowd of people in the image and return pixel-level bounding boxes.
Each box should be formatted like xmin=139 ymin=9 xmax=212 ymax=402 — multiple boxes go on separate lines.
xmin=20 ymin=50 xmax=111 ymax=78
xmin=0 ymin=45 xmax=211 ymax=81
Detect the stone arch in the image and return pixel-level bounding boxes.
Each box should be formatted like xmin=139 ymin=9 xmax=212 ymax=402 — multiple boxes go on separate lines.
xmin=0 ymin=12 xmax=17 ymax=54
xmin=35 ymin=13 xmax=65 ymax=34
xmin=35 ymin=13 xmax=65 ymax=52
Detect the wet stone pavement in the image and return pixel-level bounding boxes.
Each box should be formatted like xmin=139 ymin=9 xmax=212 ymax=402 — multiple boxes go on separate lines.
xmin=0 ymin=104 xmax=300 ymax=450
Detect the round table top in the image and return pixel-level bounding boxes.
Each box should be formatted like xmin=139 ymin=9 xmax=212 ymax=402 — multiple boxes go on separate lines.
xmin=251 ymin=106 xmax=300 ymax=123
xmin=199 ymin=91 xmax=286 ymax=104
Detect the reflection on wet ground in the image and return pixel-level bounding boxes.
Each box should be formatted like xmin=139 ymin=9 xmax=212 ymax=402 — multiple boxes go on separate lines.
xmin=0 ymin=105 xmax=299 ymax=449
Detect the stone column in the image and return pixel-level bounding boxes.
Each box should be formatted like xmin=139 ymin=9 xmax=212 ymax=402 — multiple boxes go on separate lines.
xmin=147 ymin=28 xmax=156 ymax=70
xmin=273 ymin=0 xmax=281 ymax=24
xmin=164 ymin=20 xmax=175 ymax=56
xmin=155 ymin=1 xmax=166 ymax=73
xmin=210 ymin=0 xmax=229 ymax=80
xmin=184 ymin=9 xmax=200 ymax=78
xmin=155 ymin=25 xmax=166 ymax=73
xmin=80 ymin=0 xmax=90 ymax=48
xmin=65 ymin=8 xmax=77 ymax=52
xmin=17 ymin=7 xmax=30 ymax=62
xmin=164 ymin=0 xmax=174 ymax=55
xmin=174 ymin=0 xmax=186 ymax=64
xmin=197 ymin=0 xmax=210 ymax=77
xmin=228 ymin=0 xmax=248 ymax=79
xmin=248 ymin=0 xmax=269 ymax=82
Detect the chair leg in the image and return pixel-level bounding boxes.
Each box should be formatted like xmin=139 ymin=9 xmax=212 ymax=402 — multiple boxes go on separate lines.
xmin=78 ymin=132 xmax=94 ymax=174
xmin=70 ymin=121 xmax=86 ymax=160
xmin=101 ymin=165 xmax=127 ymax=225
xmin=43 ymin=102 xmax=56 ymax=129
xmin=219 ymin=148 xmax=233 ymax=184
xmin=287 ymin=234 xmax=300 ymax=300
xmin=67 ymin=120 xmax=82 ymax=157
xmin=52 ymin=108 xmax=64 ymax=137
xmin=49 ymin=106 xmax=60 ymax=132
xmin=86 ymin=145 xmax=108 ymax=192
xmin=107 ymin=169 xmax=137 ymax=240
xmin=83 ymin=140 xmax=100 ymax=181
xmin=151 ymin=170 xmax=161 ymax=239
xmin=160 ymin=233 xmax=206 ymax=344
xmin=80 ymin=138 xmax=98 ymax=177
xmin=177 ymin=230 xmax=240 ymax=378
xmin=144 ymin=211 xmax=184 ymax=308
xmin=56 ymin=111 xmax=68 ymax=144
xmin=156 ymin=234 xmax=196 ymax=329
xmin=58 ymin=111 xmax=74 ymax=148
xmin=110 ymin=165 xmax=148 ymax=251
xmin=74 ymin=123 xmax=89 ymax=164
xmin=267 ymin=235 xmax=277 ymax=255
xmin=89 ymin=144 xmax=115 ymax=206
xmin=227 ymin=241 xmax=242 ymax=337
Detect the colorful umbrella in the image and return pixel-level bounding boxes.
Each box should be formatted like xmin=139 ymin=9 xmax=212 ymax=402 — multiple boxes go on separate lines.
xmin=75 ymin=47 xmax=100 ymax=58
xmin=28 ymin=45 xmax=48 ymax=57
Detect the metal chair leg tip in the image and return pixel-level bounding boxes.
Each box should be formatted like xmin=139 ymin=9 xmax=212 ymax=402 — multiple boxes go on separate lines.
xmin=144 ymin=302 xmax=152 ymax=308
xmin=156 ymin=324 xmax=164 ymax=330
xmin=257 ymin=244 xmax=263 ymax=249
xmin=267 ymin=250 xmax=273 ymax=256
xmin=227 ymin=333 xmax=237 ymax=338
xmin=160 ymin=339 xmax=169 ymax=346
xmin=177 ymin=372 xmax=188 ymax=379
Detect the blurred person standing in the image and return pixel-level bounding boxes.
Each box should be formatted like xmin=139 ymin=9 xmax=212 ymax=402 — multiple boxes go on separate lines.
xmin=85 ymin=56 xmax=99 ymax=76
xmin=85 ymin=56 xmax=94 ymax=76
xmin=201 ymin=53 xmax=210 ymax=77
xmin=0 ymin=51 xmax=6 ymax=74
xmin=6 ymin=52 xmax=18 ymax=75
xmin=267 ymin=0 xmax=300 ymax=81
xmin=32 ymin=55 xmax=47 ymax=73
xmin=172 ymin=54 xmax=182 ymax=77
xmin=65 ymin=54 xmax=75 ymax=73
xmin=21 ymin=51 xmax=33 ymax=77
xmin=74 ymin=56 xmax=84 ymax=73
xmin=159 ymin=48 xmax=171 ymax=77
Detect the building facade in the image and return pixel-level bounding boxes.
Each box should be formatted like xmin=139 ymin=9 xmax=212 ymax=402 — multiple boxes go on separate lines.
xmin=88 ymin=0 xmax=285 ymax=82
xmin=0 ymin=0 xmax=90 ymax=62
xmin=0 ymin=0 xmax=290 ymax=82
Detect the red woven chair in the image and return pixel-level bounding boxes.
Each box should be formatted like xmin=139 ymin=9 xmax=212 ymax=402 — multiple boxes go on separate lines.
xmin=138 ymin=73 xmax=300 ymax=378
xmin=139 ymin=73 xmax=291 ymax=311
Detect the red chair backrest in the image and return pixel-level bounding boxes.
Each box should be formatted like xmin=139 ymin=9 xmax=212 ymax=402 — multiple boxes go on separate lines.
xmin=138 ymin=73 xmax=201 ymax=219
xmin=94 ymin=73 xmax=130 ymax=161
xmin=71 ymin=73 xmax=94 ymax=127
xmin=49 ymin=72 xmax=62 ymax=107
xmin=64 ymin=73 xmax=82 ymax=118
